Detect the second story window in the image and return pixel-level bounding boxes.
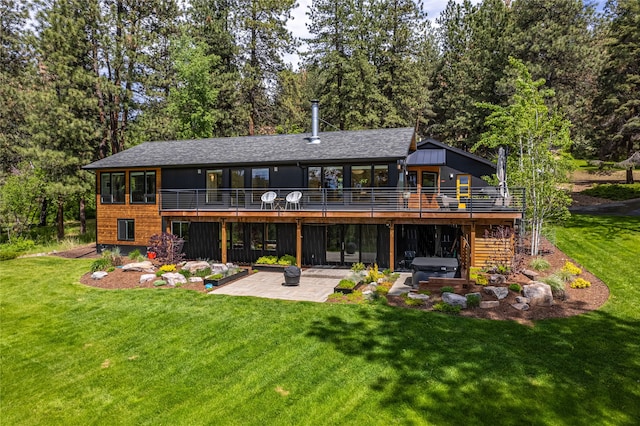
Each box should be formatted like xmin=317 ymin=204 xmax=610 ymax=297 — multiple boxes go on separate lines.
xmin=130 ymin=171 xmax=156 ymax=204
xmin=100 ymin=172 xmax=125 ymax=204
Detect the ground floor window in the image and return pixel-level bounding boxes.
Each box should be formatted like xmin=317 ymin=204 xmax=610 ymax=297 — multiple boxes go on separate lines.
xmin=117 ymin=219 xmax=135 ymax=241
xmin=171 ymin=221 xmax=189 ymax=241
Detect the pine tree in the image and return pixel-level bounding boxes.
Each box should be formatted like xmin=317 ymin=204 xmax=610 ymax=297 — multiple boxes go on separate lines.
xmin=594 ymin=0 xmax=640 ymax=183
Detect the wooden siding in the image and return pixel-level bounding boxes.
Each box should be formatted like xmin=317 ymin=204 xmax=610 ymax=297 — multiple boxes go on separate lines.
xmin=96 ymin=168 xmax=162 ymax=247
xmin=472 ymin=224 xmax=515 ymax=268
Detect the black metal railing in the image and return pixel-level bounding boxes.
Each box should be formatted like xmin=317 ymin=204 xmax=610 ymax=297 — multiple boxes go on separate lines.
xmin=159 ymin=187 xmax=525 ymax=216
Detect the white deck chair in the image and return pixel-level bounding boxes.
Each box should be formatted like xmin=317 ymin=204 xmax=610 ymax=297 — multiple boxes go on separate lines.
xmin=285 ymin=191 xmax=302 ymax=210
xmin=261 ymin=191 xmax=277 ymax=210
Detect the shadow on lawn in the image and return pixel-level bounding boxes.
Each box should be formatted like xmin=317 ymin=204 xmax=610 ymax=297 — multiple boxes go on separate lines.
xmin=306 ymin=306 xmax=640 ymax=424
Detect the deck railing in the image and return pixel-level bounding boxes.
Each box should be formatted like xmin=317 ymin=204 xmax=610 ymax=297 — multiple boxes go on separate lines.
xmin=159 ymin=187 xmax=525 ymax=216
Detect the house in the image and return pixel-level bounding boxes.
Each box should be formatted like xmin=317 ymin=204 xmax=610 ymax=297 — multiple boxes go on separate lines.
xmin=83 ymin=101 xmax=524 ymax=276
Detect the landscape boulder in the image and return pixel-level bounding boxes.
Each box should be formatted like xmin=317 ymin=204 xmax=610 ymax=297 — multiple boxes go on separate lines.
xmin=480 ymin=300 xmax=500 ymax=309
xmin=91 ymin=271 xmax=108 ymax=280
xmin=162 ymin=272 xmax=187 ymax=286
xmin=211 ymin=263 xmax=229 ymax=274
xmin=522 ymin=269 xmax=539 ymax=280
xmin=484 ymin=286 xmax=509 ymax=300
xmin=122 ymin=261 xmax=154 ymax=272
xmin=442 ymin=292 xmax=467 ymax=308
xmin=408 ymin=292 xmax=430 ymax=301
xmin=182 ymin=261 xmax=211 ymax=273
xmin=523 ymin=282 xmax=554 ymax=307
xmin=488 ymin=274 xmax=507 ymax=285
xmin=511 ymin=302 xmax=530 ymax=311
xmin=139 ymin=273 xmax=156 ymax=283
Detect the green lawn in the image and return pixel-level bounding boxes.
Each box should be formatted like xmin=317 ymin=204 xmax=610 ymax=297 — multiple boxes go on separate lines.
xmin=1 ymin=215 xmax=639 ymax=425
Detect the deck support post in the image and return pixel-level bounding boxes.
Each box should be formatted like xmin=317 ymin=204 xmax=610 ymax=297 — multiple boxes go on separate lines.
xmin=296 ymin=219 xmax=302 ymax=268
xmin=389 ymin=222 xmax=394 ymax=271
xmin=221 ymin=219 xmax=227 ymax=264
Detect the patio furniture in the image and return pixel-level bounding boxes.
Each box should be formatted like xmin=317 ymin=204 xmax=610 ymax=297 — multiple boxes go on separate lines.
xmin=437 ymin=194 xmax=458 ymax=210
xmin=283 ymin=265 xmax=301 ymax=286
xmin=261 ymin=191 xmax=277 ymax=210
xmin=285 ymin=191 xmax=302 ymax=210
xmin=410 ymin=257 xmax=459 ymax=285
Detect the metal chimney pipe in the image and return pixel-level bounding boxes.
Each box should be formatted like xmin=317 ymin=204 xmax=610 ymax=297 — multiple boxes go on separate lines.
xmin=309 ymin=100 xmax=320 ymax=144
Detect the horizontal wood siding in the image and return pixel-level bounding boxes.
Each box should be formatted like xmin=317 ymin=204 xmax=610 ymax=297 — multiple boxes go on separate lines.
xmin=473 ymin=225 xmax=514 ymax=268
xmin=96 ymin=168 xmax=162 ymax=247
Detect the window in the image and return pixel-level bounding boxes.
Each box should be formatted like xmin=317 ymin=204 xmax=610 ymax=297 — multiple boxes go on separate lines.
xmin=130 ymin=171 xmax=156 ymax=203
xmin=351 ymin=166 xmax=371 ymax=189
xmin=421 ymin=171 xmax=438 ymax=195
xmin=230 ymin=223 xmax=244 ymax=249
xmin=206 ymin=169 xmax=223 ymax=203
xmin=250 ymin=223 xmax=264 ymax=250
xmin=117 ymin=219 xmax=135 ymax=241
xmin=100 ymin=172 xmax=125 ymax=203
xmin=231 ymin=169 xmax=245 ymax=206
xmin=251 ymin=168 xmax=269 ymax=189
xmin=265 ymin=224 xmax=277 ymax=251
xmin=171 ymin=221 xmax=189 ymax=241
xmin=373 ymin=165 xmax=388 ymax=187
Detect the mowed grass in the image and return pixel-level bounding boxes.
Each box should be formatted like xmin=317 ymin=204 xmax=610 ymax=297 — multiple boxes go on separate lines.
xmin=1 ymin=215 xmax=639 ymax=425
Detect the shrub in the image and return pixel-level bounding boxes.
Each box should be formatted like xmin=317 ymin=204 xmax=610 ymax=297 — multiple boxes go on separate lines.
xmin=337 ymin=279 xmax=356 ymax=289
xmin=179 ymin=269 xmax=192 ymax=278
xmin=542 ymin=274 xmax=565 ymax=292
xmin=571 ymin=277 xmax=591 ymax=289
xmin=147 ymin=232 xmax=185 ymax=264
xmin=365 ymin=264 xmax=385 ymax=284
xmin=557 ymin=268 xmax=575 ymax=282
xmin=91 ymin=257 xmax=112 ymax=272
xmin=255 ymin=255 xmax=278 ymax=265
xmin=529 ymin=257 xmax=551 ymax=271
xmin=277 ymin=254 xmax=296 ymax=266
xmin=128 ymin=249 xmax=144 ymax=262
xmin=159 ymin=264 xmax=176 ymax=273
xmin=375 ymin=286 xmax=389 ymax=295
xmin=432 ymin=302 xmax=461 ymax=314
xmin=0 ymin=250 xmax=19 ymax=261
xmin=562 ymin=261 xmax=582 ymax=276
xmin=466 ymin=294 xmax=481 ymax=308
xmin=469 ymin=267 xmax=482 ymax=281
xmin=193 ymin=267 xmax=211 ymax=278
xmin=475 ymin=274 xmax=489 ymax=286
xmin=351 ymin=262 xmax=365 ymax=273
xmin=582 ymin=183 xmax=640 ymax=200
xmin=440 ymin=286 xmax=455 ymax=293
xmin=401 ymin=293 xmax=423 ymax=306
xmin=509 ymin=283 xmax=522 ymax=292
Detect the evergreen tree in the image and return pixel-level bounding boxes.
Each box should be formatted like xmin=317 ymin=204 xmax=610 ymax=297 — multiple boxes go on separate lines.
xmin=594 ymin=0 xmax=640 ymax=183
xmin=509 ymin=0 xmax=602 ymax=156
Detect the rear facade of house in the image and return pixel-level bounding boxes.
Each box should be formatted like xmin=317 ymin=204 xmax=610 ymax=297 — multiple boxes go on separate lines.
xmin=84 ymin=116 xmax=524 ymax=277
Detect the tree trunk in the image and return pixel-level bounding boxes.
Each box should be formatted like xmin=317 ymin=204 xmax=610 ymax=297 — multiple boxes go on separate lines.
xmin=626 ymin=167 xmax=634 ymax=184
xmin=38 ymin=198 xmax=48 ymax=226
xmin=79 ymin=197 xmax=86 ymax=235
xmin=56 ymin=197 xmax=64 ymax=240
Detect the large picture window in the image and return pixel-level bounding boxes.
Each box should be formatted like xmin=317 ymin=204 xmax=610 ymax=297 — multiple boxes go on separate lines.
xmin=130 ymin=171 xmax=156 ymax=204
xmin=117 ymin=219 xmax=135 ymax=241
xmin=100 ymin=172 xmax=125 ymax=204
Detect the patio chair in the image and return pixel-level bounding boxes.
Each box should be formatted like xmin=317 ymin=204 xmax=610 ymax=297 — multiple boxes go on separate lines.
xmin=437 ymin=194 xmax=458 ymax=210
xmin=260 ymin=191 xmax=277 ymax=210
xmin=285 ymin=191 xmax=302 ymax=210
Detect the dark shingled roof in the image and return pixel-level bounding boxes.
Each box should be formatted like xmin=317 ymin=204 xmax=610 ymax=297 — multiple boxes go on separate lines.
xmin=84 ymin=127 xmax=415 ymax=170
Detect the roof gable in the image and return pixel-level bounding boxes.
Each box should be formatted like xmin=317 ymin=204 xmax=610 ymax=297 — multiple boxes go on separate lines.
xmin=415 ymin=138 xmax=495 ymax=168
xmin=84 ymin=127 xmax=415 ymax=170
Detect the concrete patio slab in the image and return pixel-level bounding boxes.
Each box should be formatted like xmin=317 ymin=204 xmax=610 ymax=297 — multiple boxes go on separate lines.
xmin=209 ymin=268 xmax=414 ymax=303
xmin=208 ymin=268 xmax=345 ymax=302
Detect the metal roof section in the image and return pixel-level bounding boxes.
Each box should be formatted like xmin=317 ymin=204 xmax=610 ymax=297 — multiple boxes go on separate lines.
xmin=417 ymin=138 xmax=496 ymax=168
xmin=406 ymin=149 xmax=446 ymax=165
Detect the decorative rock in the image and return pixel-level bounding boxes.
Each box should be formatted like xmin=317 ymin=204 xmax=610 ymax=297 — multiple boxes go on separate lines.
xmin=484 ymin=286 xmax=509 ymax=300
xmin=182 ymin=261 xmax=210 ymax=273
xmin=162 ymin=272 xmax=187 ymax=286
xmin=488 ymin=274 xmax=507 ymax=285
xmin=362 ymin=290 xmax=375 ymax=300
xmin=522 ymin=269 xmax=539 ymax=280
xmin=122 ymin=261 xmax=155 ymax=272
xmin=511 ymin=302 xmax=530 ymax=311
xmin=515 ymin=296 xmax=530 ymax=304
xmin=442 ymin=292 xmax=467 ymax=308
xmin=91 ymin=271 xmax=108 ymax=280
xmin=211 ymin=263 xmax=229 ymax=273
xmin=365 ymin=283 xmax=377 ymax=293
xmin=480 ymin=300 xmax=500 ymax=309
xmin=140 ymin=273 xmax=156 ymax=283
xmin=466 ymin=292 xmax=482 ymax=300
xmin=523 ymin=282 xmax=554 ymax=307
xmin=408 ymin=292 xmax=430 ymax=300
xmin=188 ymin=277 xmax=203 ymax=283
